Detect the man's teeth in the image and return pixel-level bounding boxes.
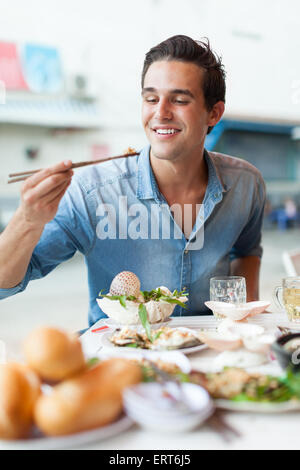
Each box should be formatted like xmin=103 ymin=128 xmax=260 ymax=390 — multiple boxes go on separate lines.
xmin=155 ymin=129 xmax=179 ymax=134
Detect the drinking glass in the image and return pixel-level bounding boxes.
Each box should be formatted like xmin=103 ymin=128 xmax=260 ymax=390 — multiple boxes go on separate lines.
xmin=210 ymin=276 xmax=247 ymax=319
xmin=274 ymin=277 xmax=300 ymax=322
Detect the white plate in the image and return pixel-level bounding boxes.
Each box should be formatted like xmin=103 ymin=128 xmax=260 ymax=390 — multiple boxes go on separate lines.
xmin=98 ymin=349 xmax=192 ymax=373
xmin=101 ymin=329 xmax=207 ymax=356
xmin=0 ymin=415 xmax=133 ymax=450
xmin=215 ymin=399 xmax=300 ymax=413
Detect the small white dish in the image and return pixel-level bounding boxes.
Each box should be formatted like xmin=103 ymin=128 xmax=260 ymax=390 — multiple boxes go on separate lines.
xmin=205 ymin=300 xmax=271 ymax=321
xmin=242 ymin=334 xmax=275 ymax=354
xmin=123 ymin=382 xmax=214 ymax=432
xmin=198 ymin=330 xmax=242 ymax=352
xmin=217 ymin=319 xmax=265 ymax=337
xmin=213 ymin=348 xmax=269 ymax=371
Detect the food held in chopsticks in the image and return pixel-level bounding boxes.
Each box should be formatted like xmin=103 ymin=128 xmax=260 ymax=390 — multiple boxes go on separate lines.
xmin=109 ymin=326 xmax=203 ymax=351
xmin=23 ymin=327 xmax=86 ymax=382
xmin=34 ymin=358 xmax=142 ymax=436
xmin=97 ymin=271 xmax=188 ymax=325
xmin=0 ymin=363 xmax=40 ymax=439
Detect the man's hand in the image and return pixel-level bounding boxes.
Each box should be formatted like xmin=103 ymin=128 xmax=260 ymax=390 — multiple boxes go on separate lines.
xmin=0 ymin=160 xmax=74 ymax=289
xmin=19 ymin=160 xmax=74 ymax=229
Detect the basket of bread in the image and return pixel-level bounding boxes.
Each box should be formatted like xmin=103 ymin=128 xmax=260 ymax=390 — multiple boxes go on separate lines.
xmin=0 ymin=326 xmax=142 ymax=442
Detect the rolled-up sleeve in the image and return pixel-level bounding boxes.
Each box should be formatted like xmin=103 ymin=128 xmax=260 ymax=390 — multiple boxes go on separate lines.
xmin=0 ymin=176 xmax=95 ymax=300
xmin=230 ymin=173 xmax=266 ymax=260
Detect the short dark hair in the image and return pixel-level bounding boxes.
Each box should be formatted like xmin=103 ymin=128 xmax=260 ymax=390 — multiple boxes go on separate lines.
xmin=142 ymin=35 xmax=226 ymax=134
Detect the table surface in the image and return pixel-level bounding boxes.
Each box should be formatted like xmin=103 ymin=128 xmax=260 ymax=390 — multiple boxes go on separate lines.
xmin=2 ymin=313 xmax=300 ymax=450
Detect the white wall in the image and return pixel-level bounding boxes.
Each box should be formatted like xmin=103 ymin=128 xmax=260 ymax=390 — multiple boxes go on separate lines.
xmin=0 ymin=0 xmax=299 ymax=124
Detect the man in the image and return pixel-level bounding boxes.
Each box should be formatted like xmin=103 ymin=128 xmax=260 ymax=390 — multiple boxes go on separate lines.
xmin=0 ymin=35 xmax=265 ymax=326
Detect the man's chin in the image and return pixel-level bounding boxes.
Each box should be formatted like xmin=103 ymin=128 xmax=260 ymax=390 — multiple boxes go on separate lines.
xmin=150 ymin=144 xmax=182 ymax=162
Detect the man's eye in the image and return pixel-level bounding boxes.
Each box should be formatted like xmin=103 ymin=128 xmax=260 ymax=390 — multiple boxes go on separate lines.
xmin=175 ymin=100 xmax=189 ymax=104
xmin=145 ymin=97 xmax=157 ymax=103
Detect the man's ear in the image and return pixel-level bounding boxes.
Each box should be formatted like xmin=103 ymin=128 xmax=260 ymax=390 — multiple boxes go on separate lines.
xmin=208 ymin=101 xmax=225 ymax=127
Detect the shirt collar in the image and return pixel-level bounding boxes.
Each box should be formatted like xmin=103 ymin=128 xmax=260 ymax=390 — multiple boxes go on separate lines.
xmin=203 ymin=149 xmax=229 ymax=197
xmin=136 ymin=145 xmax=228 ymax=202
xmin=136 ymin=145 xmax=163 ymax=203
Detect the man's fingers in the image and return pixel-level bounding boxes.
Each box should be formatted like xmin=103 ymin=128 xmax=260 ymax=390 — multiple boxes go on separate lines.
xmin=45 ymin=179 xmax=72 ymax=209
xmin=22 ymin=170 xmax=73 ymax=203
xmin=21 ymin=160 xmax=73 ymax=191
xmin=40 ymin=178 xmax=72 ymax=206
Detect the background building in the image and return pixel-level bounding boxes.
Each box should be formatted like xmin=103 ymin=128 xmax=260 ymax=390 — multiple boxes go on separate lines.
xmin=0 ymin=0 xmax=300 ymax=229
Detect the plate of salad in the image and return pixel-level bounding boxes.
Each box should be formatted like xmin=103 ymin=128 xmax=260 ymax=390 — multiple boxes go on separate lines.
xmin=188 ymin=367 xmax=300 ymax=413
xmin=96 ymin=271 xmax=189 ymax=325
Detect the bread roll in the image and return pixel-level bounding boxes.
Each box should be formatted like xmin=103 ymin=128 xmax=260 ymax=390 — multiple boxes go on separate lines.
xmin=34 ymin=358 xmax=142 ymax=436
xmin=23 ymin=327 xmax=86 ymax=381
xmin=0 ymin=363 xmax=40 ymax=439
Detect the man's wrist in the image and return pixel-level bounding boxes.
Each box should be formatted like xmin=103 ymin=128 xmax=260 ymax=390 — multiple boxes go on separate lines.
xmin=15 ymin=206 xmax=45 ymax=235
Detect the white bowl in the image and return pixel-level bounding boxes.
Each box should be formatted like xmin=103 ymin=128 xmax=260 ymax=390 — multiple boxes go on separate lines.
xmin=205 ymin=300 xmax=271 ymax=321
xmin=97 ymin=296 xmax=187 ymax=325
xmin=123 ymin=382 xmax=214 ymax=433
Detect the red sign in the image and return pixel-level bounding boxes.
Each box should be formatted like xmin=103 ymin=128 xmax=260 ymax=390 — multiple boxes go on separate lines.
xmin=91 ymin=144 xmax=110 ymax=161
xmin=0 ymin=42 xmax=28 ymax=90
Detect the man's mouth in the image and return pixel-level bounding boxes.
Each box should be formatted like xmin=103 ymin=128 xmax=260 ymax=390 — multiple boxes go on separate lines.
xmin=151 ymin=127 xmax=181 ymax=136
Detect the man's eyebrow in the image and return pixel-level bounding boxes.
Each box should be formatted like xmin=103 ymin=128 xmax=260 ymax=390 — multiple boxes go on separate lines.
xmin=142 ymin=87 xmax=194 ymax=98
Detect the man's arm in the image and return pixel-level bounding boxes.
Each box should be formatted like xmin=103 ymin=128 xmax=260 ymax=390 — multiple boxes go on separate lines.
xmin=230 ymin=255 xmax=260 ymax=302
xmin=0 ymin=160 xmax=73 ymax=289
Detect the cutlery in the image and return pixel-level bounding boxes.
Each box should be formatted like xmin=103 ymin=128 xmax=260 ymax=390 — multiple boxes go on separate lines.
xmin=7 ymin=149 xmax=139 ymax=184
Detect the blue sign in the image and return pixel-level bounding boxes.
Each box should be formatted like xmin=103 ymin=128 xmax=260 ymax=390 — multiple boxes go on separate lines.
xmin=22 ymin=44 xmax=63 ymax=93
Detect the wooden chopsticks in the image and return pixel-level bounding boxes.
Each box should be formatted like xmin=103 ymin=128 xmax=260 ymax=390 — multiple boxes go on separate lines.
xmin=7 ymin=150 xmax=139 ymax=184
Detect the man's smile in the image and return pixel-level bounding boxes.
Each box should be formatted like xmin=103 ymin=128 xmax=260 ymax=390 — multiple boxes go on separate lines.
xmin=151 ymin=125 xmax=182 ymax=139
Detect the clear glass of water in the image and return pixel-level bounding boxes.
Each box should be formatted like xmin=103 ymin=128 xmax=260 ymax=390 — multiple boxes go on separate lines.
xmin=210 ymin=276 xmax=247 ymax=319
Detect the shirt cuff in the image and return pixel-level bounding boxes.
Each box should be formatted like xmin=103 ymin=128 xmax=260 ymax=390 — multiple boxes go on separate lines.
xmin=230 ymin=246 xmax=263 ymax=261
xmin=0 ymin=282 xmax=23 ymax=300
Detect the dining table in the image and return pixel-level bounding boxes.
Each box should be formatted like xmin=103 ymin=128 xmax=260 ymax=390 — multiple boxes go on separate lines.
xmin=76 ymin=311 xmax=300 ymax=451
xmin=0 ymin=311 xmax=299 ymax=451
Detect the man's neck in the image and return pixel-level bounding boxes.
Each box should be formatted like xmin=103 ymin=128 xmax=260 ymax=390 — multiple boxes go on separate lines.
xmin=149 ymin=146 xmax=208 ymax=201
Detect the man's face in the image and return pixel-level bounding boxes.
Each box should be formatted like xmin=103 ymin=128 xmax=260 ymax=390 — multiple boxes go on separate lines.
xmin=142 ymin=60 xmax=216 ymax=162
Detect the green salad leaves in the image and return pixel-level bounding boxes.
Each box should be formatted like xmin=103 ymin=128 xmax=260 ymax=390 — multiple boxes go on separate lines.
xmin=98 ymin=287 xmax=188 ymax=342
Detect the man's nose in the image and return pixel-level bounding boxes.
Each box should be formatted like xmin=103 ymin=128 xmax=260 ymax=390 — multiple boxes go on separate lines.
xmin=155 ymin=98 xmax=172 ymax=120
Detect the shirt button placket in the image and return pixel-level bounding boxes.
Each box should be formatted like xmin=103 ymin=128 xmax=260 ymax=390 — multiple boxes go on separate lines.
xmin=180 ymin=248 xmax=191 ymax=316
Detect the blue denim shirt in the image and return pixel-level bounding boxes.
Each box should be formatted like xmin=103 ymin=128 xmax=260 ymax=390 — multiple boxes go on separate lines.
xmin=0 ymin=145 xmax=265 ymax=326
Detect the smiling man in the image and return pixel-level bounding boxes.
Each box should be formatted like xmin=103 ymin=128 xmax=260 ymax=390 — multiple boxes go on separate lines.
xmin=0 ymin=35 xmax=266 ymax=326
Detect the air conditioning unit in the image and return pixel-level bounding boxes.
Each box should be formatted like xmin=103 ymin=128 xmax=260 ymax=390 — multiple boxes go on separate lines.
xmin=66 ymin=73 xmax=97 ymax=100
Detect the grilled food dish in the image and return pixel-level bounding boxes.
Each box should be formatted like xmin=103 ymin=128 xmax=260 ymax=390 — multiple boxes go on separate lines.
xmin=34 ymin=358 xmax=142 ymax=436
xmin=151 ymin=327 xmax=202 ymax=350
xmin=0 ymin=363 xmax=40 ymax=439
xmin=23 ymin=327 xmax=86 ymax=382
xmin=109 ymin=326 xmax=202 ymax=350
